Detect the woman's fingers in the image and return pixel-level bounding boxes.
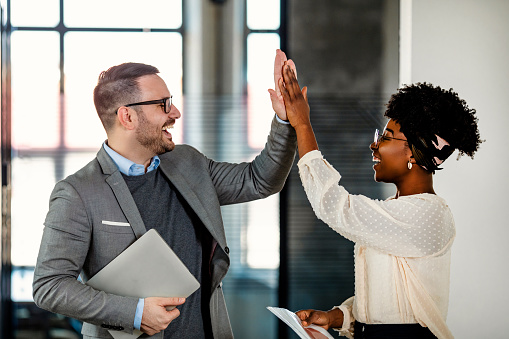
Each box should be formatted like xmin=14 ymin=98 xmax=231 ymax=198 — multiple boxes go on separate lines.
xmin=295 ymin=309 xmax=330 ymax=328
xmin=288 ymin=59 xmax=297 ymax=78
xmin=282 ymin=64 xmax=302 ymax=99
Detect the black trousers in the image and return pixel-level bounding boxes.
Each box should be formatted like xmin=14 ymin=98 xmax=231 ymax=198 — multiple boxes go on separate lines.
xmin=354 ymin=321 xmax=437 ymax=339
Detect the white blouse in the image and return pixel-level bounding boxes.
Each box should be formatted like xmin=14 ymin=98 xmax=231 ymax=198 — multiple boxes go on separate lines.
xmin=297 ymin=150 xmax=455 ymax=339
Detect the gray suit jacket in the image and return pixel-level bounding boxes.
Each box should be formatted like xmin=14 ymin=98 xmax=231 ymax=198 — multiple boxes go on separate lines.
xmin=33 ymin=117 xmax=296 ymax=339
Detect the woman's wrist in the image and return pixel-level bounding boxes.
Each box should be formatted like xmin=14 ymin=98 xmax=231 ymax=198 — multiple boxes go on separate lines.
xmin=295 ymin=123 xmax=319 ymax=158
xmin=293 ymin=121 xmax=313 ymax=134
xmin=327 ymin=308 xmax=344 ymax=329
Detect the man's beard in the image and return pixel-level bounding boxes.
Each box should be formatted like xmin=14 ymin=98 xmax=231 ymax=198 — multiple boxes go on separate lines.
xmin=135 ymin=110 xmax=174 ymax=155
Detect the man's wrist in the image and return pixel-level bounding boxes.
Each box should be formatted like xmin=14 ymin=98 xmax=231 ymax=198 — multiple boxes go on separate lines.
xmin=275 ymin=114 xmax=290 ymax=124
xmin=134 ymin=298 xmax=144 ymax=330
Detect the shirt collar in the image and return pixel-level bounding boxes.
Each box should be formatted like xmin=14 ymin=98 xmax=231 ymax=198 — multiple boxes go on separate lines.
xmin=103 ymin=142 xmax=160 ymax=176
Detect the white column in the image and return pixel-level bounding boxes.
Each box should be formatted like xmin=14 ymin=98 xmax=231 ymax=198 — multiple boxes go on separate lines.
xmin=401 ymin=1 xmax=509 ymax=337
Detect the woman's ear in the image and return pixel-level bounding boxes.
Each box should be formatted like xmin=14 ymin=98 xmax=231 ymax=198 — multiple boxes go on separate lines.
xmin=116 ymin=106 xmax=136 ymax=130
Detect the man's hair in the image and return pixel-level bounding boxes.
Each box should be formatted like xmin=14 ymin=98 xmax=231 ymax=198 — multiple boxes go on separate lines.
xmin=385 ymin=82 xmax=482 ymax=162
xmin=93 ymin=62 xmax=159 ymax=131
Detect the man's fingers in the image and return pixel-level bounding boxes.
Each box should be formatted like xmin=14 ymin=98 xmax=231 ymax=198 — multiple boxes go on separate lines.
xmin=276 ymin=49 xmax=288 ymax=67
xmin=159 ymin=297 xmax=186 ymax=307
xmin=274 ymin=49 xmax=288 ymax=95
xmin=140 ymin=302 xmax=182 ymax=336
xmin=278 ymin=78 xmax=288 ymax=99
xmin=167 ymin=307 xmax=181 ymax=321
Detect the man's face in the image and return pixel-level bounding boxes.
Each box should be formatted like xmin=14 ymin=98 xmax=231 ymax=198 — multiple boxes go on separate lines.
xmin=134 ymin=74 xmax=181 ymax=156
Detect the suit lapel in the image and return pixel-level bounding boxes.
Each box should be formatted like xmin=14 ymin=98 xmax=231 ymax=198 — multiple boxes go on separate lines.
xmin=105 ymin=172 xmax=147 ymax=239
xmin=96 ymin=145 xmax=226 ymax=247
xmin=158 ymin=159 xmax=227 ymax=250
xmin=97 ymin=147 xmax=147 ymax=239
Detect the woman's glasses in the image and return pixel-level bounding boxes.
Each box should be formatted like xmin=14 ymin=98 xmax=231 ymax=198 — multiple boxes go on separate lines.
xmin=373 ymin=129 xmax=407 ymax=147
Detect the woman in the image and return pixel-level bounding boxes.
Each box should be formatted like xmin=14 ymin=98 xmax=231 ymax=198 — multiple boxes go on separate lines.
xmin=277 ymin=62 xmax=481 ymax=339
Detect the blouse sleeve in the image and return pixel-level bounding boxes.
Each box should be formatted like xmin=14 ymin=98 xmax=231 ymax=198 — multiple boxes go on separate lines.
xmin=332 ymin=296 xmax=355 ymax=339
xmin=297 ymin=150 xmax=455 ymax=257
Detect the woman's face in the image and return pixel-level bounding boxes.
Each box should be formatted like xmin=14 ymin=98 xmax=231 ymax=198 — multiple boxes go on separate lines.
xmin=370 ymin=119 xmax=413 ymax=184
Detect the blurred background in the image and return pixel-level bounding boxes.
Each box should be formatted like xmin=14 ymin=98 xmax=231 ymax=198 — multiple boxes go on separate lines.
xmin=0 ymin=0 xmax=507 ymax=338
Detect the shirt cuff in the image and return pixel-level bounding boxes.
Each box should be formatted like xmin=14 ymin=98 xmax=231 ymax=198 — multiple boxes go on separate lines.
xmin=134 ymin=298 xmax=144 ymax=330
xmin=331 ymin=305 xmax=354 ymax=339
xmin=275 ymin=114 xmax=290 ymax=124
xmin=297 ymin=149 xmax=323 ymax=166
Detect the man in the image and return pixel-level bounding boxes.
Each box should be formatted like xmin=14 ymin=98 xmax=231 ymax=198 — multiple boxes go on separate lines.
xmin=33 ymin=50 xmax=297 ymax=339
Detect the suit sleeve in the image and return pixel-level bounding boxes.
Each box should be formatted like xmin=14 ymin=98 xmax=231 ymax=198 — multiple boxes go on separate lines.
xmin=32 ymin=180 xmax=138 ymax=334
xmin=208 ymin=116 xmax=297 ymax=205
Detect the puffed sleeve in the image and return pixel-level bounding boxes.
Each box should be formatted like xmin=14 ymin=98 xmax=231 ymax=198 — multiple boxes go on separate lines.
xmin=297 ymin=150 xmax=455 ymax=257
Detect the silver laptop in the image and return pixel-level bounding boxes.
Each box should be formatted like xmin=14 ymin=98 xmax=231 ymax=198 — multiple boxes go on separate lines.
xmin=86 ymin=228 xmax=200 ymax=339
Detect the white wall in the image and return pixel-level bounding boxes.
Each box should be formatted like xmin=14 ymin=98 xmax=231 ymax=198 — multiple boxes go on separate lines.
xmin=403 ymin=1 xmax=509 ymax=337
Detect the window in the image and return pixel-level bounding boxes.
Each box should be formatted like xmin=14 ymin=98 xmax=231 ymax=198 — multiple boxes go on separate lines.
xmin=220 ymin=2 xmax=284 ymax=338
xmin=4 ymin=1 xmax=183 ymax=337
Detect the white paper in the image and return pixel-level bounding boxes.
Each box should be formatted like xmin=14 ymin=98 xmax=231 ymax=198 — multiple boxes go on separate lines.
xmin=267 ymin=307 xmax=335 ymax=339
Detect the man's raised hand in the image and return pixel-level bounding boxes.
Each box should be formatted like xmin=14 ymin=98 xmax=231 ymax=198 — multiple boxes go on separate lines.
xmin=269 ymin=49 xmax=297 ymax=121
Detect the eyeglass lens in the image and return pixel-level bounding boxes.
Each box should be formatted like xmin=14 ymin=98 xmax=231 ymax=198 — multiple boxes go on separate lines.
xmin=165 ymin=97 xmax=172 ymax=113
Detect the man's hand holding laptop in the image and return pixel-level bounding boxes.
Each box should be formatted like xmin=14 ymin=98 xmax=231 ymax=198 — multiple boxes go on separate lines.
xmin=141 ymin=297 xmax=186 ymax=335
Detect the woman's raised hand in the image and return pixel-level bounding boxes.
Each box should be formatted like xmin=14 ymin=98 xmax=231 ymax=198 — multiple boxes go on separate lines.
xmin=278 ymin=61 xmax=318 ymax=158
xmin=278 ymin=62 xmax=310 ymax=130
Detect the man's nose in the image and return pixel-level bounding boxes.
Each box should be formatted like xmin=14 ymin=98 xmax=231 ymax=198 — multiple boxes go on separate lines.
xmin=169 ymin=105 xmax=181 ymax=119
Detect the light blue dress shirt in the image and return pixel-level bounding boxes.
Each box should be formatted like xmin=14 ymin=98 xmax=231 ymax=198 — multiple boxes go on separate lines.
xmin=103 ymin=142 xmax=160 ymax=330
xmin=275 ymin=114 xmax=290 ymax=125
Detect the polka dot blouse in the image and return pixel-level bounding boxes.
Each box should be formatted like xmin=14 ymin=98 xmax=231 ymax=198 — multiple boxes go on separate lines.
xmin=298 ymin=150 xmax=455 ymax=339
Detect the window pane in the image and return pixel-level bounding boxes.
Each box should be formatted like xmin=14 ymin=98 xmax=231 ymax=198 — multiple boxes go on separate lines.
xmin=64 ymin=32 xmax=183 ymax=148
xmin=245 ymin=34 xmax=281 ymax=269
xmin=246 ymin=195 xmax=279 ymax=269
xmin=10 ymin=0 xmax=59 ymax=27
xmin=11 ymin=157 xmax=58 ymax=267
xmin=10 ymin=150 xmax=97 ymax=301
xmin=246 ymin=33 xmax=280 ymax=149
xmin=247 ymin=0 xmax=280 ymax=30
xmin=11 ymin=31 xmax=60 ymax=149
xmin=11 ymin=268 xmax=34 ymax=302
xmin=64 ymin=0 xmax=182 ymax=29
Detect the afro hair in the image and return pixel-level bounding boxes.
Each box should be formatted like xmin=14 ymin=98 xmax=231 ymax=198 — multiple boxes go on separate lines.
xmin=384 ymin=82 xmax=482 ymax=159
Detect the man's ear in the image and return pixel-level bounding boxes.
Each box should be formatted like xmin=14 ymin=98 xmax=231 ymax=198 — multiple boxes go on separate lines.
xmin=116 ymin=106 xmax=136 ymax=130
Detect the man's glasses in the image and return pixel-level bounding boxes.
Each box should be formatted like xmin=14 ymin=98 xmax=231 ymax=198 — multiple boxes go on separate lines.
xmin=373 ymin=129 xmax=407 ymax=147
xmin=123 ymin=96 xmax=173 ymax=114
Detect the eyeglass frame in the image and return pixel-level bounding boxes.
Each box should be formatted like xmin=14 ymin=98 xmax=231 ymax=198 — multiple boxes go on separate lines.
xmin=373 ymin=128 xmax=407 ymax=147
xmin=120 ymin=96 xmax=173 ymax=114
